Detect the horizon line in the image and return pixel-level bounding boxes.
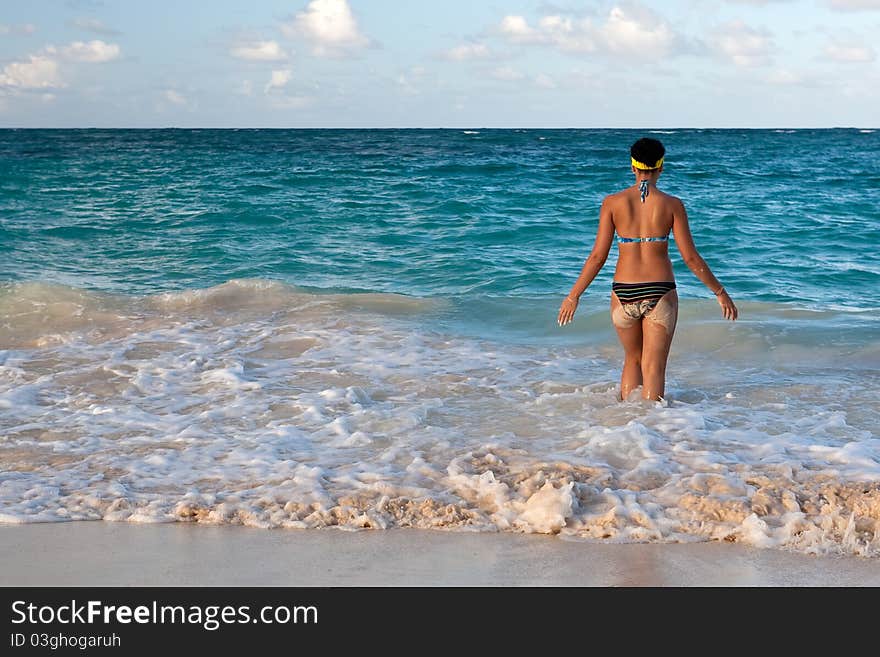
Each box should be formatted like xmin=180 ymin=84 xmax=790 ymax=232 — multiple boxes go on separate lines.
xmin=0 ymin=126 xmax=876 ymax=130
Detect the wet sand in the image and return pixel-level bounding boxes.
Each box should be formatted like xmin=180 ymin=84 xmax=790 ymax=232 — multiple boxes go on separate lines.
xmin=1 ymin=523 xmax=877 ymax=586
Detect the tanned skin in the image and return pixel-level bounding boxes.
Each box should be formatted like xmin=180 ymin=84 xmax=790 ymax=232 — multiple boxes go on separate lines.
xmin=557 ymin=165 xmax=738 ymax=401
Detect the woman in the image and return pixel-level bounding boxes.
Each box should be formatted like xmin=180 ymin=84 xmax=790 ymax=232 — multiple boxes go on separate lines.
xmin=557 ymin=137 xmax=738 ymax=401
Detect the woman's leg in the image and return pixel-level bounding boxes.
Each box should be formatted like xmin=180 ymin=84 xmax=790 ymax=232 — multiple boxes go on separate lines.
xmin=611 ymin=293 xmax=644 ymax=400
xmin=641 ymin=290 xmax=678 ymax=400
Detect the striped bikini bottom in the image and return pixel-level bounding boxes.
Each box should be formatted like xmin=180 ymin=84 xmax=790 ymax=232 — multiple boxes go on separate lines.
xmin=611 ymin=281 xmax=677 ymax=320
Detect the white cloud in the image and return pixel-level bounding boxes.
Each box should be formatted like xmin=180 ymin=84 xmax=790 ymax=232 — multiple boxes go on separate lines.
xmin=539 ymin=15 xmax=592 ymax=52
xmin=499 ymin=15 xmax=537 ymax=40
xmin=397 ymin=66 xmax=427 ymax=94
xmin=765 ymin=68 xmax=802 ymax=85
xmin=265 ymin=69 xmax=293 ymax=94
xmin=491 ymin=66 xmax=525 ymax=81
xmin=0 ymin=39 xmax=121 ymax=94
xmin=69 ymin=17 xmax=120 ymax=36
xmin=230 ymin=40 xmax=288 ymax=62
xmin=163 ymin=89 xmax=187 ymax=105
xmin=445 ymin=43 xmax=490 ymax=61
xmin=713 ymin=21 xmax=774 ymax=66
xmin=282 ymin=0 xmax=370 ymax=56
xmin=763 ymin=68 xmax=825 ymax=87
xmin=824 ymin=42 xmax=875 ymax=61
xmin=498 ymin=13 xmax=596 ymax=53
xmin=260 ymin=69 xmax=311 ymax=109
xmin=496 ymin=6 xmax=678 ymax=57
xmin=0 ymin=23 xmax=36 ymax=36
xmin=534 ymin=73 xmax=557 ymax=89
xmin=156 ymin=88 xmax=198 ymax=114
xmin=601 ymin=7 xmax=675 ymax=55
xmin=827 ymin=0 xmax=880 ymax=10
xmin=0 ymin=54 xmax=61 ymax=89
xmin=236 ymin=80 xmax=254 ymax=96
xmin=61 ymin=40 xmax=121 ymax=63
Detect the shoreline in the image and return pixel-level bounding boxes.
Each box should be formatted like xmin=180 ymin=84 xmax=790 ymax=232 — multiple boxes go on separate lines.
xmin=1 ymin=523 xmax=877 ymax=587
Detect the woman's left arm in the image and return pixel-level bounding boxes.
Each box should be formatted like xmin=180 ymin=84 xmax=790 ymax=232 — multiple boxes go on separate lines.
xmin=557 ymin=198 xmax=615 ymax=326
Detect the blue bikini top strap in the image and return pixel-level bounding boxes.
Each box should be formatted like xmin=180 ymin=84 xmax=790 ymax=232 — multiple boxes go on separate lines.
xmin=617 ymin=235 xmax=669 ymax=244
xmin=639 ymin=179 xmax=650 ymax=203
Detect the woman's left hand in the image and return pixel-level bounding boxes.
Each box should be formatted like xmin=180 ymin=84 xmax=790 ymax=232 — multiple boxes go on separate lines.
xmin=558 ymin=296 xmax=578 ymax=326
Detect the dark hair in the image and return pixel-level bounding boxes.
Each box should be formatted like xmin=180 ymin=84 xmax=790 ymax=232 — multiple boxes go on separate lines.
xmin=630 ymin=138 xmax=665 ymax=168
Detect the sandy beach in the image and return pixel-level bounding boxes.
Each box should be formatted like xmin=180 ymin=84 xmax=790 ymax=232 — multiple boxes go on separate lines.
xmin=1 ymin=523 xmax=877 ymax=587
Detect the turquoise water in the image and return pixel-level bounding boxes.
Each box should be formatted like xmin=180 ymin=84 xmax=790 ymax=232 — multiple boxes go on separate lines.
xmin=2 ymin=128 xmax=878 ymax=306
xmin=1 ymin=129 xmax=878 ymax=554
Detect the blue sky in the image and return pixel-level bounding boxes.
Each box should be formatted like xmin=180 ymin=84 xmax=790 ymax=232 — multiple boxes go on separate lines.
xmin=1 ymin=0 xmax=878 ymax=127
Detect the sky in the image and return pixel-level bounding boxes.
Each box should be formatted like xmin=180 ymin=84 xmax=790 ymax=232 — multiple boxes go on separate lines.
xmin=1 ymin=0 xmax=879 ymax=127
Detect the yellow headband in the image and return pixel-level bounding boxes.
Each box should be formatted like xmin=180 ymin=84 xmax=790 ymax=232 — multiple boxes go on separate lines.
xmin=631 ymin=156 xmax=664 ymax=170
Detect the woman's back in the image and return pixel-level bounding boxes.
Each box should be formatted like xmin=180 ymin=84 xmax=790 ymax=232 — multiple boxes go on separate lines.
xmin=608 ymin=184 xmax=677 ymax=283
xmin=557 ymin=136 xmax=737 ymax=401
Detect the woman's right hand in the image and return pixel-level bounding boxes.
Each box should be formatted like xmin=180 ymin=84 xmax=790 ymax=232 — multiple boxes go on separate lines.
xmin=717 ymin=290 xmax=738 ymax=321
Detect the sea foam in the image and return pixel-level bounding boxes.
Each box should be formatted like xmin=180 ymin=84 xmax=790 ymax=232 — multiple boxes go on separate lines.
xmin=1 ymin=280 xmax=878 ymax=556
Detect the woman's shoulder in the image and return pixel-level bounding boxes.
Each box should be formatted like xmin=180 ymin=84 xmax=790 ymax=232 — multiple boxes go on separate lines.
xmin=603 ymin=187 xmax=685 ymax=209
xmin=603 ymin=188 xmax=630 ymax=204
xmin=656 ymin=189 xmax=685 ymax=209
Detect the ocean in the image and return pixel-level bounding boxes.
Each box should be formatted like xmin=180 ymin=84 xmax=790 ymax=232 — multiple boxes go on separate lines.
xmin=1 ymin=128 xmax=878 ymax=556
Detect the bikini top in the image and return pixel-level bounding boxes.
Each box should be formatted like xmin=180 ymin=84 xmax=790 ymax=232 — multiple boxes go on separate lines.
xmin=616 ymin=234 xmax=670 ymax=244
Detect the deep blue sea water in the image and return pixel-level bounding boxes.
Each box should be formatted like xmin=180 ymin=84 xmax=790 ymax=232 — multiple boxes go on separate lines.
xmin=1 ymin=129 xmax=878 ymax=554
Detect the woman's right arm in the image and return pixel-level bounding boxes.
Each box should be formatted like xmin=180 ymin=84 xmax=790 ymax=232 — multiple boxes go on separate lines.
xmin=671 ymin=199 xmax=738 ymax=321
xmin=557 ymin=197 xmax=615 ymax=326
